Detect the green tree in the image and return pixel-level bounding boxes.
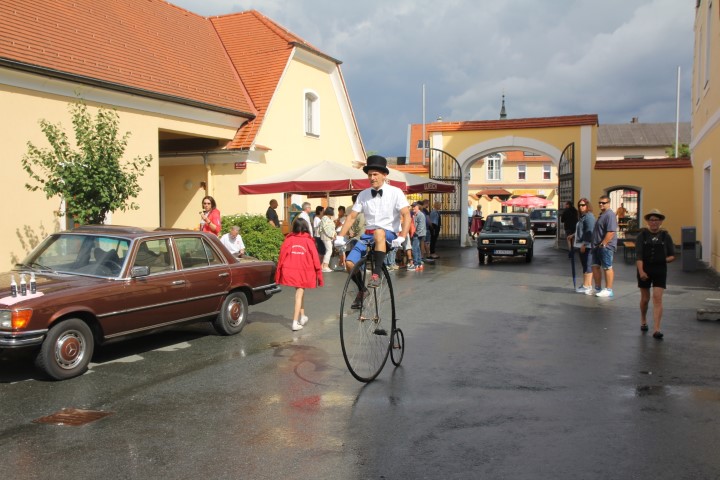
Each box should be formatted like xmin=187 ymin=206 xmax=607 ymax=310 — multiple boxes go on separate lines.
xmin=665 ymin=143 xmax=690 ymax=158
xmin=22 ymin=100 xmax=152 ymax=225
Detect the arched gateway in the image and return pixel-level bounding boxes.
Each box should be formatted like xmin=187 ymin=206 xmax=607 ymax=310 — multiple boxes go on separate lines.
xmin=423 ymin=115 xmax=598 ymax=245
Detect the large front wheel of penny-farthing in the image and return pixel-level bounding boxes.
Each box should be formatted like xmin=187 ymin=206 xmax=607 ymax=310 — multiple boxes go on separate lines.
xmin=339 ymin=257 xmax=395 ymax=382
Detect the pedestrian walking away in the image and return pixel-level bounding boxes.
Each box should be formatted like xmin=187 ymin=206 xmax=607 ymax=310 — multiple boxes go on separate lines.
xmin=275 ymin=219 xmax=324 ymax=331
xmin=635 ymin=209 xmax=675 ymax=339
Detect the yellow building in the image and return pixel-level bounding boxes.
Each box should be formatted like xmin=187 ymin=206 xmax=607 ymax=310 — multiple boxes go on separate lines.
xmin=0 ymin=2 xmax=364 ymax=270
xmin=691 ymin=1 xmax=720 ymax=271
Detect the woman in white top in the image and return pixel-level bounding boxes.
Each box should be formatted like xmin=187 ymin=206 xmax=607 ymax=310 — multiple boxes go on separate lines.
xmin=319 ymin=206 xmax=336 ymax=272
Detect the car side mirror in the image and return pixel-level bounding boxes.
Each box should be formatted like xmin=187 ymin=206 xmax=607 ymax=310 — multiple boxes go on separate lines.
xmin=131 ymin=265 xmax=150 ymax=277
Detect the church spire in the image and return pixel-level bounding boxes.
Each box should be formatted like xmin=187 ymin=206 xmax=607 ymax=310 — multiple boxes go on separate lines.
xmin=499 ymin=94 xmax=507 ymax=119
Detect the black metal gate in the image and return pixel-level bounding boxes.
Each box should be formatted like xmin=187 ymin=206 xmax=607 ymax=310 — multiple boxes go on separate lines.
xmin=427 ymin=148 xmax=462 ymax=243
xmin=557 ymin=143 xmax=575 ymax=240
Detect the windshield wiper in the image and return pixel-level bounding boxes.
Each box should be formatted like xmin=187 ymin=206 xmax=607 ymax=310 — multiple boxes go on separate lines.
xmin=15 ymin=262 xmax=56 ymax=274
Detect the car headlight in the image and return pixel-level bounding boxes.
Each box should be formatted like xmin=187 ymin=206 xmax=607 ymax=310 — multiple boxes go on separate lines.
xmin=519 ymin=239 xmax=527 ymax=245
xmin=550 ymin=222 xmax=556 ymax=227
xmin=0 ymin=309 xmax=33 ymax=330
xmin=481 ymin=239 xmax=490 ymax=245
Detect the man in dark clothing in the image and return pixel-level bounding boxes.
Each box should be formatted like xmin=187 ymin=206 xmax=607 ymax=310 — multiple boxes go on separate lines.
xmin=560 ymin=201 xmax=578 ymax=239
xmin=266 ymin=199 xmax=280 ymax=228
xmin=429 ymin=201 xmax=442 ymax=258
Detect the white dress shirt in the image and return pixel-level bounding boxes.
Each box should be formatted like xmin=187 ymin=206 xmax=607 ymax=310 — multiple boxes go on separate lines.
xmin=352 ymin=183 xmax=409 ymax=232
xmin=298 ymin=211 xmax=313 ymax=236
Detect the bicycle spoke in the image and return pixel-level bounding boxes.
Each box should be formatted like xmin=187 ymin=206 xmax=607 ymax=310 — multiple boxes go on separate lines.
xmin=339 ymin=259 xmax=393 ymax=382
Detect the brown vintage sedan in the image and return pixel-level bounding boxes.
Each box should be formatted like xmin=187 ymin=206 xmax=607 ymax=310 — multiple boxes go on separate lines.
xmin=0 ymin=226 xmax=280 ymax=380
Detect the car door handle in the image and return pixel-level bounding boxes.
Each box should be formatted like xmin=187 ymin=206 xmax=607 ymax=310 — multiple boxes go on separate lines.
xmin=218 ymin=272 xmax=229 ymax=278
xmin=171 ymin=280 xmax=186 ymax=286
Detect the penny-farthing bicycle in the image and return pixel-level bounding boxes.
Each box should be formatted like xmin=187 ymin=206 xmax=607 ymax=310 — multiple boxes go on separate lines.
xmin=339 ymin=239 xmax=404 ymax=382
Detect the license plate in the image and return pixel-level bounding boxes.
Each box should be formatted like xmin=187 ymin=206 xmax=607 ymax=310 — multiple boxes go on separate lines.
xmin=538 ymin=228 xmax=546 ymax=231
xmin=494 ymin=249 xmax=513 ymax=255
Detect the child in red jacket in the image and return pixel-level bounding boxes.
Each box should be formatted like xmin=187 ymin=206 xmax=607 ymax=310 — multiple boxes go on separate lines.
xmin=276 ymin=218 xmax=324 ymax=331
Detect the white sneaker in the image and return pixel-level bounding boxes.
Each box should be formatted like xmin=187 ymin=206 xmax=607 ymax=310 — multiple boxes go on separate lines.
xmin=575 ymin=286 xmax=591 ymax=294
xmin=585 ymin=288 xmax=598 ymax=296
xmin=322 ymin=268 xmax=333 ymax=273
xmin=595 ymin=288 xmax=614 ymax=298
xmin=291 ymin=320 xmax=303 ymax=331
xmin=299 ymin=315 xmax=308 ymax=326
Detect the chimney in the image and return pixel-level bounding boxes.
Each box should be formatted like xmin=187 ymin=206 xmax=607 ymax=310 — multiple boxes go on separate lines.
xmin=630 ymin=117 xmax=639 ymax=123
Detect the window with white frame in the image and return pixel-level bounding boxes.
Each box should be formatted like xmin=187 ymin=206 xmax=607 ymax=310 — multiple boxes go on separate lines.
xmin=517 ymin=164 xmax=526 ymax=181
xmin=486 ymin=154 xmax=501 ymax=181
xmin=542 ymin=164 xmax=551 ymax=180
xmin=305 ymin=91 xmax=319 ymax=136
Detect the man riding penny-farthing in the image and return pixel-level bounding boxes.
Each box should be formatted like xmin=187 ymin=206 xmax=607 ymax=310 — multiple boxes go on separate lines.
xmin=334 ymin=155 xmax=411 ymax=382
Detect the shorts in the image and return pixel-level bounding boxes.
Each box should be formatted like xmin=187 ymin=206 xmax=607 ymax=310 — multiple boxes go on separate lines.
xmin=346 ymin=230 xmax=396 ymax=265
xmin=591 ymin=246 xmax=614 ymax=270
xmin=637 ymin=263 xmax=667 ymax=289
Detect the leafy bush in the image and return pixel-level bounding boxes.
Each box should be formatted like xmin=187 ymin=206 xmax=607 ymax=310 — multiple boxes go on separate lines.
xmin=221 ymin=214 xmax=284 ymax=262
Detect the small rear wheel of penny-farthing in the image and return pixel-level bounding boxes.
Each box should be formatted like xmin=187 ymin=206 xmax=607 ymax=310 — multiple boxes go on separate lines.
xmin=390 ymin=327 xmax=404 ymax=366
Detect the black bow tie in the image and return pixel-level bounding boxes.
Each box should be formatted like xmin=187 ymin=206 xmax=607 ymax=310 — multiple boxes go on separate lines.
xmin=371 ymin=189 xmax=383 ymax=198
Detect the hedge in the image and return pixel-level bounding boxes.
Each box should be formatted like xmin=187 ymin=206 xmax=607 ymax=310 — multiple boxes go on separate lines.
xmin=220 ymin=214 xmax=284 ymax=262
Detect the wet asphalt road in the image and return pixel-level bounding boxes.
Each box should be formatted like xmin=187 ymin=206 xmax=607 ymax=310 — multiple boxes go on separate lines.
xmin=2 ymin=238 xmax=720 ymax=479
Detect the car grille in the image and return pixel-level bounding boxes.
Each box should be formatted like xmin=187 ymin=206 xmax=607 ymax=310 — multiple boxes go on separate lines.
xmin=484 ymin=238 xmax=524 ymax=245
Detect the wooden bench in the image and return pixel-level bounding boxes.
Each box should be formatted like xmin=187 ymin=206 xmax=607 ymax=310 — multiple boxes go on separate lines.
xmin=623 ymin=241 xmax=636 ymax=264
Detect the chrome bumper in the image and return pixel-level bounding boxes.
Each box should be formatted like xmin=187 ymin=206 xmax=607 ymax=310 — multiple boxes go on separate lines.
xmin=253 ymin=283 xmax=282 ymax=296
xmin=0 ymin=329 xmax=47 ymax=347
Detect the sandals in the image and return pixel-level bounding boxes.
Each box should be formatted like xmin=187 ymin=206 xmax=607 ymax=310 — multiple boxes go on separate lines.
xmin=640 ymin=323 xmax=648 ymax=332
xmin=652 ymin=331 xmax=664 ymax=340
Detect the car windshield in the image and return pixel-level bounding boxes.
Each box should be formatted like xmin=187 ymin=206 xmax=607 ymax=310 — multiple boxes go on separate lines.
xmin=530 ymin=209 xmax=556 ymax=220
xmin=483 ymin=215 xmax=528 ymax=231
xmin=20 ymin=233 xmax=130 ymax=278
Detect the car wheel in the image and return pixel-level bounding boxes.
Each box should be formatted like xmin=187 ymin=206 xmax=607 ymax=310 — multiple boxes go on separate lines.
xmin=35 ymin=318 xmax=94 ymax=380
xmin=525 ymin=248 xmax=534 ymax=263
xmin=213 ymin=291 xmax=249 ymax=335
xmin=478 ymin=250 xmax=484 ymax=265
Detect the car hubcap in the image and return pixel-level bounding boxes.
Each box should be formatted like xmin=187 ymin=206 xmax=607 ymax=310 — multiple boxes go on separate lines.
xmin=54 ymin=331 xmax=86 ymax=370
xmin=227 ymin=299 xmax=245 ymax=327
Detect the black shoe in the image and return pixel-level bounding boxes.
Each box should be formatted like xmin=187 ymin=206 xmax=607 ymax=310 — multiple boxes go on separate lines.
xmin=351 ymin=290 xmax=368 ymax=309
xmin=641 ymin=324 xmax=649 ymax=332
xmin=653 ymin=331 xmax=664 ymax=340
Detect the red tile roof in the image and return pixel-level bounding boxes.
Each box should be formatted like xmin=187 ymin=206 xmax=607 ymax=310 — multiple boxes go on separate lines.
xmin=594 ymin=158 xmax=692 ymax=169
xmin=426 ymin=115 xmax=599 ymax=132
xmin=0 ymin=0 xmax=255 ymax=116
xmin=211 ymin=10 xmax=335 ymax=149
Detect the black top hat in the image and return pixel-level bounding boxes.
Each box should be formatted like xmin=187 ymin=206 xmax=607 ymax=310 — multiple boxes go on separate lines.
xmin=363 ymin=155 xmax=390 ymax=175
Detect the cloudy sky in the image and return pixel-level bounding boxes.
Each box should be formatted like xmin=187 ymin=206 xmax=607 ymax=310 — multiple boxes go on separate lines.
xmin=171 ymin=0 xmax=695 ymax=156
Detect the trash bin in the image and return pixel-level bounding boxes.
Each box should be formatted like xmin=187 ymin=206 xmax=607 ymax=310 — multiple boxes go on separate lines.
xmin=681 ymin=226 xmax=697 ymax=272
